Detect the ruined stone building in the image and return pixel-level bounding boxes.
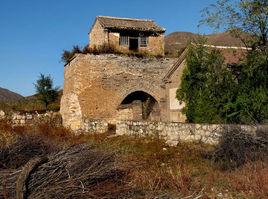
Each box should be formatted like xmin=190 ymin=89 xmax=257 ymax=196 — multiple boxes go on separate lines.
xmin=60 ymin=16 xmax=246 ymax=130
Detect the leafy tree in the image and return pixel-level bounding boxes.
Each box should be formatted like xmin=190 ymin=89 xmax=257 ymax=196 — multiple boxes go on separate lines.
xmin=231 ymin=50 xmax=268 ymax=123
xmin=200 ymin=0 xmax=268 ymax=123
xmin=177 ymin=0 xmax=268 ymax=124
xmin=34 ymin=74 xmax=59 ymax=110
xmin=200 ymin=0 xmax=268 ymax=50
xmin=177 ymin=39 xmax=238 ymax=123
xmin=177 ymin=39 xmax=268 ymax=124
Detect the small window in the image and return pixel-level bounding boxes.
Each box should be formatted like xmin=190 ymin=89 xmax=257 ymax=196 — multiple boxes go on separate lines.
xmin=120 ymin=35 xmax=129 ymax=46
xmin=140 ymin=36 xmax=148 ymax=47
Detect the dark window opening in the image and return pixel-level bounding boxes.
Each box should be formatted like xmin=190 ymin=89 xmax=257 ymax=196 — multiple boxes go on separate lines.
xmin=129 ymin=38 xmax=139 ymax=51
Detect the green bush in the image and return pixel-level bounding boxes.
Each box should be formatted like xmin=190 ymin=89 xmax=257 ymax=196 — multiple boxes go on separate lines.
xmin=177 ymin=39 xmax=268 ymax=124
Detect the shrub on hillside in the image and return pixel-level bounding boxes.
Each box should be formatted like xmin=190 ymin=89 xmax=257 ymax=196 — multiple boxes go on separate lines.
xmin=61 ymin=45 xmax=82 ymax=65
xmin=212 ymin=126 xmax=268 ymax=169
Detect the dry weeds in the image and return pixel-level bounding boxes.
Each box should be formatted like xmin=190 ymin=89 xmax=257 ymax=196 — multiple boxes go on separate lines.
xmin=0 ymin=120 xmax=267 ymax=198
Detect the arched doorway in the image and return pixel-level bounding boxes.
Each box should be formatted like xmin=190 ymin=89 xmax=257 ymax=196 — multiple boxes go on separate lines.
xmin=117 ymin=91 xmax=160 ymax=121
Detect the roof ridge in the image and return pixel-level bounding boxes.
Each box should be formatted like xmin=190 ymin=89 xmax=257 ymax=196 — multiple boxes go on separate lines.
xmin=97 ymin=15 xmax=154 ymax=22
xmin=203 ymin=44 xmax=251 ymax=50
xmin=162 ymin=48 xmax=188 ymax=82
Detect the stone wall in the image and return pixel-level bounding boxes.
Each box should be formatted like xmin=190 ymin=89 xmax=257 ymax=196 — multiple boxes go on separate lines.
xmin=107 ymin=32 xmax=165 ymax=56
xmin=61 ymin=53 xmax=176 ymax=130
xmin=140 ymin=34 xmax=164 ymax=56
xmin=89 ymin=20 xmax=108 ymax=48
xmin=165 ymin=59 xmax=188 ymax=123
xmin=82 ymin=119 xmax=109 ymax=134
xmin=116 ymin=120 xmax=267 ymax=146
xmin=0 ymin=110 xmax=62 ymax=126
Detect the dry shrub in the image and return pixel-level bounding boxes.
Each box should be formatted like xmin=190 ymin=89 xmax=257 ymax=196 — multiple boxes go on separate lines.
xmin=0 ymin=120 xmax=17 ymax=147
xmin=0 ymin=120 xmax=12 ymax=134
xmin=37 ymin=122 xmax=71 ymax=139
xmin=107 ymin=136 xmax=210 ymax=198
xmin=212 ymin=126 xmax=268 ymax=169
xmin=226 ymin=161 xmax=268 ymax=198
xmin=80 ymin=44 xmax=163 ymax=59
xmin=0 ymin=119 xmax=84 ymax=170
xmin=0 ymin=134 xmax=59 ymax=169
xmin=0 ymin=119 xmax=71 ymax=145
xmin=128 ymin=162 xmax=197 ymax=198
xmin=1 ymin=120 xmax=268 ymax=198
xmin=0 ymin=144 xmax=133 ymax=199
xmin=86 ymin=43 xmax=118 ymax=55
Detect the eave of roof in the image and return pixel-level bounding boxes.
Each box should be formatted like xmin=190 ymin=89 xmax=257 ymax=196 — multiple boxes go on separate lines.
xmin=95 ymin=16 xmax=165 ymax=33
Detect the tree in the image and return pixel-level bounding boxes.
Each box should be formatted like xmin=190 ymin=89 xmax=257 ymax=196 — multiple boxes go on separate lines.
xmin=34 ymin=74 xmax=59 ymax=110
xmin=176 ymin=39 xmax=238 ymax=123
xmin=177 ymin=0 xmax=268 ymax=124
xmin=201 ymin=0 xmax=268 ymax=124
xmin=200 ymin=0 xmax=268 ymax=50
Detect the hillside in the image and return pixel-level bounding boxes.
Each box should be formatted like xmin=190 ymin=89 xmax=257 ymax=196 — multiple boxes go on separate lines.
xmin=0 ymin=88 xmax=62 ymax=113
xmin=165 ymin=31 xmax=245 ymax=57
xmin=0 ymin=87 xmax=23 ymax=102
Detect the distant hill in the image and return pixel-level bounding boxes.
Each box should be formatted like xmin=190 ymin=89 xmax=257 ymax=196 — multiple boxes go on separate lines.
xmin=0 ymin=87 xmax=23 ymax=102
xmin=24 ymin=89 xmax=63 ymax=101
xmin=165 ymin=31 xmax=245 ymax=57
xmin=0 ymin=89 xmax=62 ymax=113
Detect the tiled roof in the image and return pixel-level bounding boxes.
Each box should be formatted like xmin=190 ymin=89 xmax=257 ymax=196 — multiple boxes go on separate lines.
xmin=96 ymin=16 xmax=165 ymax=33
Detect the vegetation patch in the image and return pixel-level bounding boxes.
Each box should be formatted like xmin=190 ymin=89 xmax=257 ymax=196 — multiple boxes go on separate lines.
xmin=0 ymin=120 xmax=267 ymax=198
xmin=61 ymin=44 xmax=164 ymax=65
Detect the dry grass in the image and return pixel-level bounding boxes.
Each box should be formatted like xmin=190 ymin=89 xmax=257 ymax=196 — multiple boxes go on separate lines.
xmin=227 ymin=161 xmax=268 ymax=198
xmin=62 ymin=44 xmax=164 ymax=65
xmin=0 ymin=120 xmax=267 ymax=198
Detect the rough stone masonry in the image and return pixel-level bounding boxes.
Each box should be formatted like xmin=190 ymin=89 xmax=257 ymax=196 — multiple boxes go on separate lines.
xmin=60 ymin=53 xmax=185 ymax=130
xmin=61 ymin=16 xmax=190 ymax=131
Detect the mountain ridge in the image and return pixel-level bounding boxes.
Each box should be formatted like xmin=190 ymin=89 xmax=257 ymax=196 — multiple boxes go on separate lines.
xmin=164 ymin=31 xmax=245 ymax=57
xmin=0 ymin=87 xmax=23 ymax=102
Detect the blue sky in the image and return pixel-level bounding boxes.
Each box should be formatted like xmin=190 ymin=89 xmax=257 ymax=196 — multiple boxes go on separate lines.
xmin=0 ymin=0 xmax=216 ymax=96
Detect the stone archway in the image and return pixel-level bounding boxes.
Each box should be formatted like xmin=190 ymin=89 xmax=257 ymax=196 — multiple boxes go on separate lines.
xmin=117 ymin=90 xmax=160 ymax=121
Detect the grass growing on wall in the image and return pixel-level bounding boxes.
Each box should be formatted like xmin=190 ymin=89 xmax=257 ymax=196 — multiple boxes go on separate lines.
xmin=62 ymin=44 xmax=164 ymax=65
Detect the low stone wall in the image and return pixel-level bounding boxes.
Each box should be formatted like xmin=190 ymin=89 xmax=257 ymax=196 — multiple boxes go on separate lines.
xmin=78 ymin=119 xmax=267 ymax=145
xmin=3 ymin=109 xmax=266 ymax=146
xmin=116 ymin=120 xmax=267 ymax=145
xmin=0 ymin=110 xmax=62 ymax=126
xmin=82 ymin=119 xmax=109 ymax=134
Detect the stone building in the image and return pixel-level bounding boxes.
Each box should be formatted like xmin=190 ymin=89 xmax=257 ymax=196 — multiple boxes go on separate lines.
xmin=89 ymin=16 xmax=165 ymax=56
xmin=60 ymin=16 xmax=247 ymax=130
